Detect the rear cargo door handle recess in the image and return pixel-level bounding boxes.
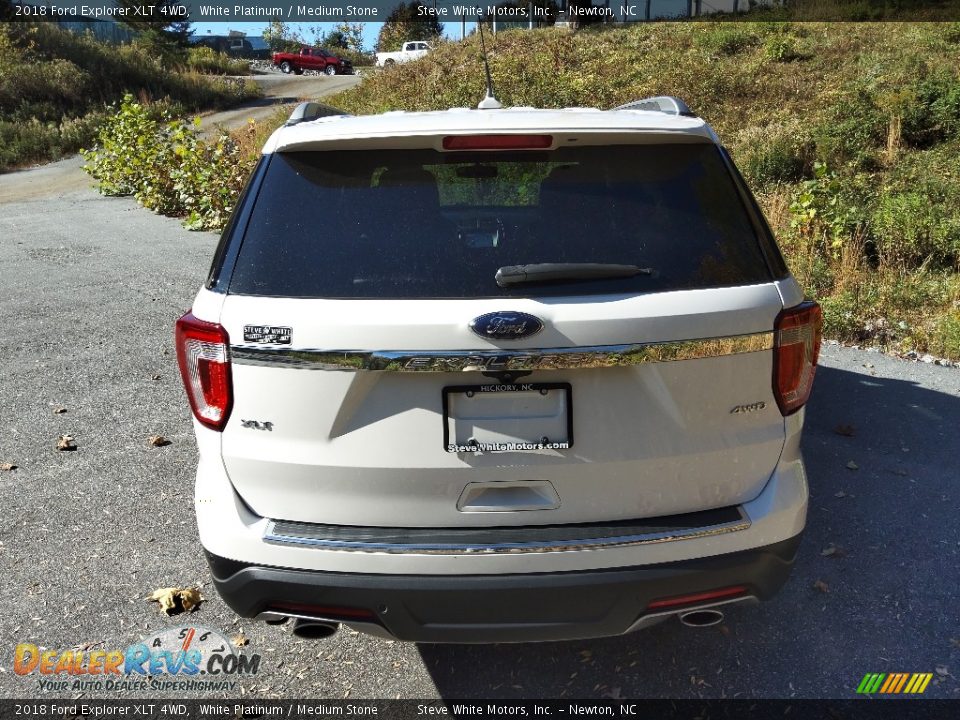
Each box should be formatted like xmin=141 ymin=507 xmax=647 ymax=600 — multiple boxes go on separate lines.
xmin=457 ymin=481 xmax=561 ymax=512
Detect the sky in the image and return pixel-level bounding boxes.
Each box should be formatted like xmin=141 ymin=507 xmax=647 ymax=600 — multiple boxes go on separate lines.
xmin=189 ymin=21 xmax=469 ymax=50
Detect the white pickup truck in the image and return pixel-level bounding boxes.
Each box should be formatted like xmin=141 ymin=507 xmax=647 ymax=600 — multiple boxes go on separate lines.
xmin=375 ymin=40 xmax=433 ymax=67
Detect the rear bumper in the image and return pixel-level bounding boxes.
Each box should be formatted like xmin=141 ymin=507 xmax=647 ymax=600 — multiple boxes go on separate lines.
xmin=205 ymin=534 xmax=800 ymax=643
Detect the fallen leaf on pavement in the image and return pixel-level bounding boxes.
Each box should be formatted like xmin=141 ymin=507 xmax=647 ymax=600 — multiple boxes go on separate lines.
xmin=148 ymin=435 xmax=171 ymax=447
xmin=57 ymin=435 xmax=77 ymax=451
xmin=53 ymin=407 xmax=67 ymax=414
xmin=935 ymin=666 xmax=949 ymax=677
xmin=813 ymin=580 xmax=830 ymax=593
xmin=0 ymin=462 xmax=17 ymax=471
xmin=232 ymin=634 xmax=249 ymax=648
xmin=834 ymin=491 xmax=848 ymax=498
xmin=846 ymin=461 xmax=859 ymax=470
xmin=833 ymin=424 xmax=856 ymax=437
xmin=821 ymin=545 xmax=846 ymax=558
xmin=147 ymin=587 xmax=203 ymax=615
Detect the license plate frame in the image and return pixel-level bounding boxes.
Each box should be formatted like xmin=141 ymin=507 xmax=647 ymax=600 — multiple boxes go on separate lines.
xmin=442 ymin=382 xmax=574 ymax=453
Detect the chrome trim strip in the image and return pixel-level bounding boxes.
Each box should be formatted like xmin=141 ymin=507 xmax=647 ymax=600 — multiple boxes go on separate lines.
xmin=231 ymin=331 xmax=773 ymax=372
xmin=263 ymin=510 xmax=751 ymax=555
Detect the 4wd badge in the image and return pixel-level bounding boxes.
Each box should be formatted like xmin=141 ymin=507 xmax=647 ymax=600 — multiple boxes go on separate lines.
xmin=243 ymin=325 xmax=292 ymax=344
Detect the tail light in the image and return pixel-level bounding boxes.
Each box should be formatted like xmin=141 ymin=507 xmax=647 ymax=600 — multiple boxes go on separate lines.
xmin=773 ymin=300 xmax=822 ymax=416
xmin=175 ymin=312 xmax=232 ymax=431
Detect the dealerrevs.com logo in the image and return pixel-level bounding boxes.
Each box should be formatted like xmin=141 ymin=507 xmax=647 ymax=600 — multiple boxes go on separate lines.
xmin=14 ymin=626 xmax=260 ymax=693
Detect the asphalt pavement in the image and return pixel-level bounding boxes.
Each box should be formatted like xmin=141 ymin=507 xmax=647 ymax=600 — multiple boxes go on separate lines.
xmin=0 ymin=89 xmax=958 ymax=700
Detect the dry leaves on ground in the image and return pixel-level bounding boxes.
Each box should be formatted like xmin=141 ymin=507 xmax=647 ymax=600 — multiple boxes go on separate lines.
xmin=846 ymin=460 xmax=859 ymax=470
xmin=147 ymin=587 xmax=203 ymax=615
xmin=56 ymin=435 xmax=77 ymax=451
xmin=813 ymin=579 xmax=830 ymax=593
xmin=0 ymin=462 xmax=17 ymax=471
xmin=148 ymin=435 xmax=171 ymax=447
xmin=53 ymin=406 xmax=67 ymax=414
xmin=232 ymin=634 xmax=249 ymax=648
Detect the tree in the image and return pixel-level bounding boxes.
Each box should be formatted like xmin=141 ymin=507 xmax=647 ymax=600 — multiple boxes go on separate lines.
xmin=376 ymin=2 xmax=443 ymax=52
xmin=314 ymin=22 xmax=366 ymax=52
xmin=262 ymin=19 xmax=304 ymax=52
xmin=117 ymin=1 xmax=191 ymax=45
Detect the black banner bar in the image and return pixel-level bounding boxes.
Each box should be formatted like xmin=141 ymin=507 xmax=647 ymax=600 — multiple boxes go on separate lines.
xmin=2 ymin=700 xmax=960 ymax=720
xmin=7 ymin=1 xmax=960 ymax=24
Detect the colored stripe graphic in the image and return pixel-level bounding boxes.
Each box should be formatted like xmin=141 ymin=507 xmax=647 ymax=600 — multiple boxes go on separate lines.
xmin=857 ymin=672 xmax=932 ymax=694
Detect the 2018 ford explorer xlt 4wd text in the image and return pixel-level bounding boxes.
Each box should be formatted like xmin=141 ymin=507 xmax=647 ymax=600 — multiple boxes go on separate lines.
xmin=176 ymin=95 xmax=821 ymax=643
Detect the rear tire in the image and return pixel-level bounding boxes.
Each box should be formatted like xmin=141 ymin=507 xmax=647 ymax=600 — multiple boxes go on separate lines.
xmin=293 ymin=68 xmax=304 ymax=75
xmin=279 ymin=61 xmax=293 ymax=74
xmin=324 ymin=65 xmax=337 ymax=76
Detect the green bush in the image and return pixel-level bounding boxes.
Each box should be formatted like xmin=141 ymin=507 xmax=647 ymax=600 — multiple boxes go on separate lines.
xmin=735 ymin=121 xmax=814 ymax=188
xmin=870 ymin=191 xmax=960 ymax=267
xmin=930 ymin=311 xmax=960 ymax=358
xmin=813 ymin=87 xmax=886 ymax=169
xmin=763 ymin=35 xmax=800 ymax=62
xmin=186 ymin=46 xmax=251 ymax=75
xmin=695 ymin=26 xmax=759 ymax=56
xmin=899 ymin=71 xmax=960 ymax=147
xmin=81 ymin=95 xmax=258 ymax=231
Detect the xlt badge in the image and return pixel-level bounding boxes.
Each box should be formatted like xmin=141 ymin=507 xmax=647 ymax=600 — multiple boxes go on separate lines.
xmin=243 ymin=325 xmax=292 ymax=344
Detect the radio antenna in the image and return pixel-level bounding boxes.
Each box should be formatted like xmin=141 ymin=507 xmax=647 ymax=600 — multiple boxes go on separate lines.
xmin=476 ymin=13 xmax=502 ymax=110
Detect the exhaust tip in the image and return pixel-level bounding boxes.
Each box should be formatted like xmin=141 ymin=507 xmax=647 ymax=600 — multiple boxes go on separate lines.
xmin=291 ymin=618 xmax=340 ymax=640
xmin=679 ymin=609 xmax=724 ymax=628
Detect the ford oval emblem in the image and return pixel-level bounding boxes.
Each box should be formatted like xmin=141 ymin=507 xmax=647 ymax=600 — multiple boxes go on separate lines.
xmin=470 ymin=311 xmax=544 ymax=341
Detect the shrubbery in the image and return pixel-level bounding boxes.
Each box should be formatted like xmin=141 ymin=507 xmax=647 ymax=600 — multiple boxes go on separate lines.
xmin=186 ymin=46 xmax=251 ymax=75
xmin=81 ymin=96 xmax=259 ymax=230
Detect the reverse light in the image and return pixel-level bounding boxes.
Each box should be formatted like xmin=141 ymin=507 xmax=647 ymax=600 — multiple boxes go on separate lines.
xmin=442 ymin=134 xmax=553 ymax=151
xmin=647 ymin=585 xmax=748 ymax=611
xmin=773 ymin=300 xmax=822 ymax=416
xmin=175 ymin=312 xmax=232 ymax=431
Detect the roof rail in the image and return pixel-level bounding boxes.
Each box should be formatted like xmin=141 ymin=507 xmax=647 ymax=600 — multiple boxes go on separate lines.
xmin=286 ymin=101 xmax=351 ymax=126
xmin=611 ymin=96 xmax=696 ymax=117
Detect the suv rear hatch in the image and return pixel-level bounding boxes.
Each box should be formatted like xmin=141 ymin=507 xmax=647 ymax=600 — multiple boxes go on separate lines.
xmin=210 ymin=138 xmax=795 ymax=527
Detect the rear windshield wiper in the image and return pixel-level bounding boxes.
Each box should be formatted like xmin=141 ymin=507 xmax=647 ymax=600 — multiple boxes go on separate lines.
xmin=495 ymin=263 xmax=654 ymax=287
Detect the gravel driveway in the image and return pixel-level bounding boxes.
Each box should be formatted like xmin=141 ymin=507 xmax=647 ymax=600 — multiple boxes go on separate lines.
xmin=0 ymin=159 xmax=957 ymax=701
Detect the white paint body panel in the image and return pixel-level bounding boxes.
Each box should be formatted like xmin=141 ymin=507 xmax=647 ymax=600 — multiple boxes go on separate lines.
xmin=213 ymin=285 xmax=787 ymax=526
xmin=188 ymin=106 xmax=810 ymax=581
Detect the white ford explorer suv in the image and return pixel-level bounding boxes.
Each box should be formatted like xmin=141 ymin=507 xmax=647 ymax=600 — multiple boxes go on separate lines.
xmin=176 ymin=95 xmax=821 ymax=643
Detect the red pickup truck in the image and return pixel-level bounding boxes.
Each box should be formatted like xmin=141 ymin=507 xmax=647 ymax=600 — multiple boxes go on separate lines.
xmin=273 ymin=47 xmax=353 ymax=76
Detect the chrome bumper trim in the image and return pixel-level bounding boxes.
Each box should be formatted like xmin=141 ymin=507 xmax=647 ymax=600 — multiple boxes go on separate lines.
xmin=231 ymin=331 xmax=773 ymax=372
xmin=263 ymin=510 xmax=751 ymax=555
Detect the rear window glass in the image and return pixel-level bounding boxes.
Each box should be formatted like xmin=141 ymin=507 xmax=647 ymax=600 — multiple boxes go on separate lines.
xmin=226 ymin=144 xmax=771 ymax=298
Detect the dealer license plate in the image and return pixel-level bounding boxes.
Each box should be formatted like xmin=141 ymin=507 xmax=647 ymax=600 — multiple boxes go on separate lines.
xmin=442 ymin=382 xmax=573 ymax=453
